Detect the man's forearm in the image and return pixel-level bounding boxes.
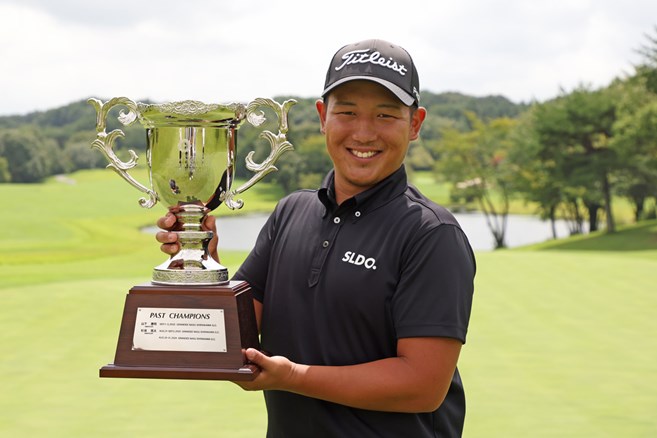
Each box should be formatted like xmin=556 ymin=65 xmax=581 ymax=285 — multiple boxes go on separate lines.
xmin=240 ymin=337 xmax=461 ymax=413
xmin=288 ymin=357 xmax=445 ymax=412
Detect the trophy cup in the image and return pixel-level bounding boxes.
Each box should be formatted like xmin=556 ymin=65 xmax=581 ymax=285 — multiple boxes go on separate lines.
xmin=89 ymin=96 xmax=295 ymax=381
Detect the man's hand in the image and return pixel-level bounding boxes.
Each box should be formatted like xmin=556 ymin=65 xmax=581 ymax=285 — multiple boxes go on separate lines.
xmin=155 ymin=212 xmax=219 ymax=262
xmin=155 ymin=212 xmax=181 ymax=255
xmin=235 ymin=348 xmax=304 ymax=392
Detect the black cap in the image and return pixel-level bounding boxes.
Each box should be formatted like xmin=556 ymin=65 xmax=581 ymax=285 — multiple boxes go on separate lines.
xmin=322 ymin=39 xmax=420 ymax=106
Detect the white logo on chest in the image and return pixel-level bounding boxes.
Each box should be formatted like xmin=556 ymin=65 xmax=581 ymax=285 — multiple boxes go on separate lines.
xmin=341 ymin=251 xmax=377 ymax=270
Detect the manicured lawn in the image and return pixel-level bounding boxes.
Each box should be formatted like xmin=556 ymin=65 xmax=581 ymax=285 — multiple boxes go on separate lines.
xmin=1 ymin=170 xmax=656 ymax=437
xmin=461 ymin=248 xmax=657 ymax=437
xmin=1 ymin=277 xmax=266 ymax=437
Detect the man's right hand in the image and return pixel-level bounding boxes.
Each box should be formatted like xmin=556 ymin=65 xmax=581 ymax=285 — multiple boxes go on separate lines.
xmin=154 ymin=212 xmax=219 ymax=262
xmin=155 ymin=212 xmax=181 ymax=255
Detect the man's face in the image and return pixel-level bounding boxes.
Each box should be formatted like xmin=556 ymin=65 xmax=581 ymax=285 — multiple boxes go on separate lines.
xmin=316 ymin=80 xmax=426 ymax=202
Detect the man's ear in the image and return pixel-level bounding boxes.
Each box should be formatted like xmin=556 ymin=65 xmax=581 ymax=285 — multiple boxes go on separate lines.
xmin=409 ymin=107 xmax=427 ymax=141
xmin=316 ymin=99 xmax=327 ymax=134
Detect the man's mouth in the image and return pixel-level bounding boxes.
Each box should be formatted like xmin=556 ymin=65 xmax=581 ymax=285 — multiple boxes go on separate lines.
xmin=349 ymin=149 xmax=378 ymax=159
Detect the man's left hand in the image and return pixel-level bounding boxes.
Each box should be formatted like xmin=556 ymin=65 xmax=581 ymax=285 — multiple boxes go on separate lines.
xmin=234 ymin=348 xmax=302 ymax=392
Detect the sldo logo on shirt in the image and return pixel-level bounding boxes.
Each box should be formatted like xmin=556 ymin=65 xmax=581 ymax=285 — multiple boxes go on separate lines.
xmin=341 ymin=251 xmax=377 ymax=270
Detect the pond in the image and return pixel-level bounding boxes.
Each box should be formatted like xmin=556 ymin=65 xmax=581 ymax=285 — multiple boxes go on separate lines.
xmin=155 ymin=212 xmax=573 ymax=252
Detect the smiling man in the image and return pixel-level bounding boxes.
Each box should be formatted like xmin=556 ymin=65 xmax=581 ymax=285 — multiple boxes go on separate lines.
xmin=157 ymin=39 xmax=476 ymax=437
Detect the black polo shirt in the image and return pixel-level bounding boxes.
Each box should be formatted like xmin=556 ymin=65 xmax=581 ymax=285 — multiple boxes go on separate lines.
xmin=234 ymin=165 xmax=476 ymax=437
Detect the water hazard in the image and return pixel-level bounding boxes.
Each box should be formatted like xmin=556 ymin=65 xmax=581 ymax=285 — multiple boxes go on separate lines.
xmin=147 ymin=212 xmax=573 ymax=252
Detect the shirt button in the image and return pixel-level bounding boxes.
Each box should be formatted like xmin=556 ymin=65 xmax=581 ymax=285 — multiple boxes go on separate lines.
xmin=333 ymin=217 xmax=340 ymax=224
xmin=355 ymin=211 xmax=361 ymax=217
xmin=322 ymin=240 xmax=330 ymax=248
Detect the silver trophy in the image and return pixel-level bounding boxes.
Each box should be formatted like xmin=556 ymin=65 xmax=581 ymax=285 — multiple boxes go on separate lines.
xmin=89 ymin=97 xmax=295 ymax=286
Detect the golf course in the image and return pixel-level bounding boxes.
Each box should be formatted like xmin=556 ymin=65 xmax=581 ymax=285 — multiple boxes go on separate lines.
xmin=1 ymin=168 xmax=656 ymax=437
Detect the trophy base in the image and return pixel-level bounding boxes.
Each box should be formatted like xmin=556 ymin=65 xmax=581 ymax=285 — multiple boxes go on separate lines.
xmin=100 ymin=281 xmax=260 ymax=381
xmin=99 ymin=363 xmax=259 ymax=381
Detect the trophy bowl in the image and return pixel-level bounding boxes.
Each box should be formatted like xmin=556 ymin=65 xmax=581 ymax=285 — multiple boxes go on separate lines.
xmin=89 ymin=97 xmax=295 ymax=286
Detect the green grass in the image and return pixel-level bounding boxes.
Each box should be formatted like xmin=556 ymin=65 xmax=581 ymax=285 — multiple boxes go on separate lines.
xmin=461 ymin=248 xmax=657 ymax=437
xmin=0 ymin=168 xmax=280 ymax=267
xmin=2 ymin=169 xmax=657 ymax=437
xmin=525 ymin=219 xmax=657 ymax=256
xmin=1 ymin=278 xmax=265 ymax=437
xmin=409 ymin=171 xmax=451 ymax=205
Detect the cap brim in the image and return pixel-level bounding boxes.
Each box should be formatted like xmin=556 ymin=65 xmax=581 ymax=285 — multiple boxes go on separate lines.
xmin=322 ymin=76 xmax=416 ymax=106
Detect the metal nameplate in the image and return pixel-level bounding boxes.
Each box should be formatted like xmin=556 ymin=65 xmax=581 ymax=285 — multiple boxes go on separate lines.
xmin=133 ymin=307 xmax=227 ymax=353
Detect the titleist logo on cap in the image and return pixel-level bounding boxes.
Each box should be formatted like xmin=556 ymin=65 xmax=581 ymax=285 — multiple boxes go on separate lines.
xmin=335 ymin=49 xmax=408 ymax=76
xmin=322 ymin=39 xmax=420 ymax=105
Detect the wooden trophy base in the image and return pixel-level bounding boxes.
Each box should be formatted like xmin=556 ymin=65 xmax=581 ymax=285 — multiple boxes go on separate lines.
xmin=100 ymin=280 xmax=260 ymax=381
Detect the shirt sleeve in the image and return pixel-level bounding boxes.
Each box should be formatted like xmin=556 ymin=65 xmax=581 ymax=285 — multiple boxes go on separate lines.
xmin=392 ymin=223 xmax=476 ymax=343
xmin=232 ymin=209 xmax=277 ymax=303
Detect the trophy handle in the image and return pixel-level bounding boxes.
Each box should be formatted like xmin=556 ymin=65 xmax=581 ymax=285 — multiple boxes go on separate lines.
xmin=88 ymin=97 xmax=158 ymax=208
xmin=223 ymin=98 xmax=296 ymax=209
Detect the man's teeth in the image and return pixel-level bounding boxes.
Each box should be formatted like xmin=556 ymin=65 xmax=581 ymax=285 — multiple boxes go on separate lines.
xmin=351 ymin=150 xmax=377 ymax=158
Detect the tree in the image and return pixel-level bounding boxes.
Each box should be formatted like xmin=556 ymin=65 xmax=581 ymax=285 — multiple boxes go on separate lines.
xmin=636 ymin=26 xmax=657 ymax=94
xmin=531 ymin=86 xmax=617 ymax=233
xmin=0 ymin=157 xmax=10 ymax=182
xmin=271 ymin=134 xmax=333 ymax=192
xmin=406 ymin=143 xmax=435 ymax=171
xmin=436 ymin=112 xmax=516 ymax=249
xmin=608 ymin=27 xmax=657 ymax=220
xmin=610 ymin=76 xmax=657 ymax=220
xmin=0 ymin=126 xmax=60 ymax=183
xmin=507 ymin=109 xmax=565 ymax=238
xmin=63 ymin=131 xmax=107 ymax=171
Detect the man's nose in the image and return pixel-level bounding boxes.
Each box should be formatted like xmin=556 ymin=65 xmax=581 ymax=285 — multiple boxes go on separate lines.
xmin=352 ymin=118 xmax=377 ymax=143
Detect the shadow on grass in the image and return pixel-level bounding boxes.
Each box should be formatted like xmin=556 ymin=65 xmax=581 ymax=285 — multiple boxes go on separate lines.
xmin=529 ymin=219 xmax=657 ymax=252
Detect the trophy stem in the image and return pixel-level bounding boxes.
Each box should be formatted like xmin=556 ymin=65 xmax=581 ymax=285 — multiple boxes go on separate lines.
xmin=152 ymin=204 xmax=229 ymax=286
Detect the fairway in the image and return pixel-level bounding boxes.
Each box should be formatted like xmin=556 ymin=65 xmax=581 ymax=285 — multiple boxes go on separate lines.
xmin=1 ymin=170 xmax=656 ymax=437
xmin=461 ymin=249 xmax=657 ymax=437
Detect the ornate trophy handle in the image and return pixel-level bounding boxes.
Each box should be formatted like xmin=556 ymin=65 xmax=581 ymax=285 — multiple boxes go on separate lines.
xmin=88 ymin=97 xmax=158 ymax=208
xmin=224 ymin=98 xmax=296 ymax=209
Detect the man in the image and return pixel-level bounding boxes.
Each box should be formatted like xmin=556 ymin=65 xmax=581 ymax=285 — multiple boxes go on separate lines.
xmin=157 ymin=39 xmax=476 ymax=437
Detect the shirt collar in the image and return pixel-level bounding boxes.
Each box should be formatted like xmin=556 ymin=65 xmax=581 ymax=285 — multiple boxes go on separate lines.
xmin=317 ymin=166 xmax=408 ymax=216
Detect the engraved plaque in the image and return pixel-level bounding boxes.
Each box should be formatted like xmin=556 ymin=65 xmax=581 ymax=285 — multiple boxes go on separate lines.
xmin=133 ymin=307 xmax=227 ymax=353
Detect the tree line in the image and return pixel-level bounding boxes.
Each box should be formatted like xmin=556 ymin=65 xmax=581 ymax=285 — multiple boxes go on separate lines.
xmin=0 ymin=90 xmax=523 ymax=187
xmin=2 ymin=31 xmax=656 ymax=249
xmin=432 ymin=30 xmax=657 ymax=247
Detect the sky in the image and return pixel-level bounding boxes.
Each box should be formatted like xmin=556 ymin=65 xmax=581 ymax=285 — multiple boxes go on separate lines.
xmin=0 ymin=0 xmax=655 ymax=116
